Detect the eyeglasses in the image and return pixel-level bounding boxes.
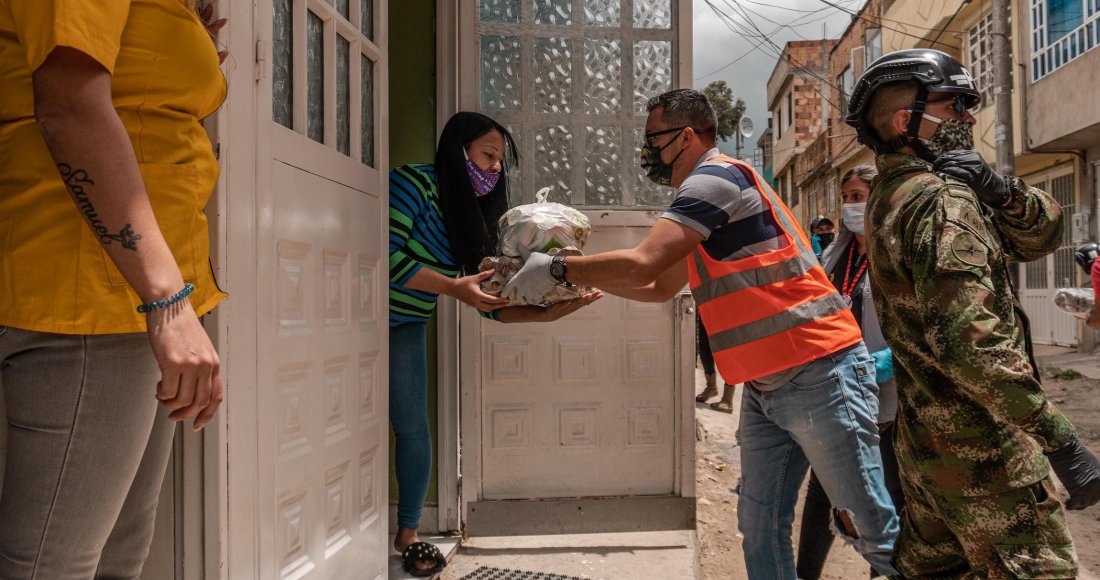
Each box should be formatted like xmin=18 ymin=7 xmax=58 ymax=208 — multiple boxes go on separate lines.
xmin=643 ymin=126 xmax=697 ymax=147
xmin=930 ymin=94 xmax=971 ymax=117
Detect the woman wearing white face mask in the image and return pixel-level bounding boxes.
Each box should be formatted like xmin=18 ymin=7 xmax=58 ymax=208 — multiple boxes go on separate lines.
xmin=796 ymin=165 xmax=904 ymax=580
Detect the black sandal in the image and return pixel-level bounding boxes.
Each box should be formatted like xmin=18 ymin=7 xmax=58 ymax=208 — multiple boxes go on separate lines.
xmin=400 ymin=541 xmax=447 ymax=577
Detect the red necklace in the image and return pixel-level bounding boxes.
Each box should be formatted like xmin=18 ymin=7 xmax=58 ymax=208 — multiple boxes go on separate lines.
xmin=841 ymin=241 xmax=867 ymax=306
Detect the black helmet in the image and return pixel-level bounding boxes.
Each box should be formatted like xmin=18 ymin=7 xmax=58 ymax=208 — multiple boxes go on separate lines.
xmin=845 ymin=49 xmax=981 ymax=161
xmin=1075 ymin=242 xmax=1100 ymax=275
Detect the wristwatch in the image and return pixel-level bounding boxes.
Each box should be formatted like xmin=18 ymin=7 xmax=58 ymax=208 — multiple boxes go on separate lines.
xmin=549 ymin=254 xmax=569 ymax=284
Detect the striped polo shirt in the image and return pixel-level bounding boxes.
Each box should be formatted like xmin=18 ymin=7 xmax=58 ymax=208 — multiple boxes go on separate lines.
xmin=663 ymin=148 xmax=806 ymax=389
xmin=661 ymin=148 xmax=789 ymax=261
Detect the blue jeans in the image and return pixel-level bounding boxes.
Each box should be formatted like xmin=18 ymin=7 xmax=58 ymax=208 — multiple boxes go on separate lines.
xmin=736 ymin=342 xmax=899 ymax=579
xmin=389 ymin=322 xmax=431 ymax=530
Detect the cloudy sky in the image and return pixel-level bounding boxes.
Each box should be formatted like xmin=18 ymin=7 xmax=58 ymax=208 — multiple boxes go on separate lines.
xmin=691 ymin=0 xmax=862 ymax=158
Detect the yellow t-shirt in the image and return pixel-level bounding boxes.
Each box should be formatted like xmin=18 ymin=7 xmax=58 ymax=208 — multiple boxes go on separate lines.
xmin=0 ymin=0 xmax=228 ymax=334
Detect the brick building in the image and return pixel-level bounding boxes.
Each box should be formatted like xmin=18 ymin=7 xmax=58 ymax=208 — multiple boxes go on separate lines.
xmin=827 ymin=0 xmax=883 ymax=215
xmin=766 ymin=39 xmax=837 ymax=228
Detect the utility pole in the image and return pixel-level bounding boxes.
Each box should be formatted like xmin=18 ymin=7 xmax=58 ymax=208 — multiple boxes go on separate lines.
xmin=992 ymin=0 xmax=1015 ymax=174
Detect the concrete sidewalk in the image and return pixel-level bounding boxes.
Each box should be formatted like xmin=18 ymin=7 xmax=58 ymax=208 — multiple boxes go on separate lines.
xmin=1034 ymin=344 xmax=1100 ymax=379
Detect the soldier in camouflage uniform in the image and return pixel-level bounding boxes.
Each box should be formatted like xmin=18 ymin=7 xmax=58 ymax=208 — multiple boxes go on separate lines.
xmin=846 ymin=49 xmax=1100 ymax=578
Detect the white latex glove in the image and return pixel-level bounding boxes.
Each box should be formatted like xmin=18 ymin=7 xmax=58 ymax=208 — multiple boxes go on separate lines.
xmin=501 ymin=252 xmax=557 ymax=304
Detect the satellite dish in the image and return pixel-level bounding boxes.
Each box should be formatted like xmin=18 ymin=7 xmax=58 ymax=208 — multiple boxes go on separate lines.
xmin=738 ymin=116 xmax=755 ymax=140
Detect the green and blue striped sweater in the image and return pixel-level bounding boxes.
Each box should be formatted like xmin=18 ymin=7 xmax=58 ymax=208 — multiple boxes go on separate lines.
xmin=389 ymin=164 xmax=498 ymax=326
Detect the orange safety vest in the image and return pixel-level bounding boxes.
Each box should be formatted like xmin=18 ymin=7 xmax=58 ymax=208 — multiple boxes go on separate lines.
xmin=688 ymin=155 xmax=862 ymax=384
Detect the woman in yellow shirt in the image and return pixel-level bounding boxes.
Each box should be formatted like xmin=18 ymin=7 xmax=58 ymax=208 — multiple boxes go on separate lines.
xmin=0 ymin=1 xmax=226 ymax=577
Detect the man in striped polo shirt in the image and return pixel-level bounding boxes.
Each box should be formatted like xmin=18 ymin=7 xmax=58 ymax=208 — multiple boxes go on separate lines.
xmin=504 ymin=89 xmax=898 ymax=578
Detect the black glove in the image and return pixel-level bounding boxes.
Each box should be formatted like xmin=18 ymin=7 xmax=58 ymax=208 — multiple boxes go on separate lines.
xmin=1045 ymin=434 xmax=1100 ymax=510
xmin=933 ymin=150 xmax=1014 ymax=209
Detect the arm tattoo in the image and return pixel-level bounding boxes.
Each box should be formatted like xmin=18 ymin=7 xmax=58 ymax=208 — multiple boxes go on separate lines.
xmin=57 ymin=163 xmax=143 ymax=251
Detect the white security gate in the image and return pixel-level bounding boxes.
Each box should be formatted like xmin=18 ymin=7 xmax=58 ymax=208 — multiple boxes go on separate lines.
xmin=221 ymin=0 xmax=390 ymax=578
xmin=447 ymin=0 xmax=696 ymax=534
xmin=1020 ymin=168 xmax=1077 ymax=347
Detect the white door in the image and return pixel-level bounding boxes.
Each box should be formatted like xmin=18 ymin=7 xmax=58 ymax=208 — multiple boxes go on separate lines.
xmin=1020 ymin=169 xmax=1077 ymax=347
xmin=449 ymin=0 xmax=695 ymax=530
xmin=223 ymin=0 xmax=390 ymax=578
xmin=478 ymin=213 xmax=683 ymax=499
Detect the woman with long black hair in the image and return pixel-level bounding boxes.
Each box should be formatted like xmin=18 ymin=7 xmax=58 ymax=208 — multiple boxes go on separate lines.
xmin=389 ymin=111 xmax=600 ymax=575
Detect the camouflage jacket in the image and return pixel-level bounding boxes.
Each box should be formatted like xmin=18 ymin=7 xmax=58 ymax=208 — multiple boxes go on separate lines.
xmin=866 ymin=153 xmax=1076 ymax=497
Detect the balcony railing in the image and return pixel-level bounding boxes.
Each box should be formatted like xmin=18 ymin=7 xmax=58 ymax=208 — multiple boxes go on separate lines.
xmin=1031 ymin=3 xmax=1100 ymax=81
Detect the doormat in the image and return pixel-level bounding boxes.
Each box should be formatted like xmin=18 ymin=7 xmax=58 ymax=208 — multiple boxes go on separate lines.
xmin=458 ymin=567 xmax=588 ymax=580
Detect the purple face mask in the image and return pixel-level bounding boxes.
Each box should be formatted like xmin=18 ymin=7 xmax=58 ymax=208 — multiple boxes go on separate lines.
xmin=464 ymin=149 xmax=500 ymax=197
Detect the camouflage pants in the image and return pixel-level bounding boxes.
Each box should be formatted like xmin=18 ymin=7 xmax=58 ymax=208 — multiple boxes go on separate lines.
xmin=893 ymin=475 xmax=1077 ymax=579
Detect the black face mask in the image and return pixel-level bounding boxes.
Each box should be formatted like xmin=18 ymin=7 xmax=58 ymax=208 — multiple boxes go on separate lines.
xmin=817 ymin=232 xmax=835 ymax=250
xmin=640 ymin=128 xmax=688 ymax=186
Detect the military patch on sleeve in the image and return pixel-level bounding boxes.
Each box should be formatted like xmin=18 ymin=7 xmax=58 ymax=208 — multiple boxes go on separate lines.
xmin=950 ymin=231 xmax=989 ymax=267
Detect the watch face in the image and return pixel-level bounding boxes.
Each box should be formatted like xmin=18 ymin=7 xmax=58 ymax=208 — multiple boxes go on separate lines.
xmin=550 ymin=263 xmax=566 ymax=281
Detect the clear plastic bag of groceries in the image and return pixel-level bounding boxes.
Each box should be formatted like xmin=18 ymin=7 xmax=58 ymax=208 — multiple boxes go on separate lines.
xmin=497 ymin=187 xmax=591 ymax=259
xmin=1054 ymin=287 xmax=1095 ymax=320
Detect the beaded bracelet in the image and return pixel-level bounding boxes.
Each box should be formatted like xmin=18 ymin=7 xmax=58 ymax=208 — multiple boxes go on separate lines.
xmin=137 ymin=283 xmax=195 ymax=313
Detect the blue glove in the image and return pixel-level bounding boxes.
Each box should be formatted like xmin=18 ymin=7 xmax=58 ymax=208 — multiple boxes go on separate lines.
xmin=871 ymin=347 xmax=893 ymax=384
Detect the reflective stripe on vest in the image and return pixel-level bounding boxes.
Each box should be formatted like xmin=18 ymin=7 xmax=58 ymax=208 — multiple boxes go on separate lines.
xmin=688 ymin=155 xmax=861 ymax=383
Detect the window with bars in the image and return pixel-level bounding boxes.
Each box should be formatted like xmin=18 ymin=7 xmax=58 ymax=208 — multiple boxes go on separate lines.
xmin=1030 ymin=0 xmax=1099 ymax=81
xmin=272 ymin=0 xmax=379 ymax=166
xmin=826 ymin=177 xmax=837 ymax=213
xmin=474 ymin=0 xmax=678 ymax=208
xmin=967 ymin=11 xmax=1011 ymax=107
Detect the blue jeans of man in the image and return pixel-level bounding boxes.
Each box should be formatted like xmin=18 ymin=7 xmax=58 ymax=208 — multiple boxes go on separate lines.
xmin=736 ymin=342 xmax=899 ymax=579
xmin=389 ymin=322 xmax=431 ymax=530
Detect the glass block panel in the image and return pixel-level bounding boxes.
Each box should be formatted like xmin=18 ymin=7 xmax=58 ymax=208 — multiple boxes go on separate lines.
xmin=479 ymin=0 xmax=520 ymax=22
xmin=336 ymin=0 xmax=349 ymax=19
xmin=584 ymin=39 xmax=621 ymax=114
xmin=360 ymin=0 xmax=373 ymax=39
xmin=633 ymin=40 xmax=672 ymax=113
xmin=584 ymin=0 xmax=620 ymax=27
xmin=337 ymin=35 xmax=351 ymax=156
xmin=585 ymin=127 xmax=622 ymax=205
xmin=533 ymin=37 xmax=572 ymax=113
xmin=633 ymin=0 xmax=672 ymax=29
xmin=535 ymin=0 xmax=571 ymax=25
xmin=480 ymin=35 xmax=522 ymax=111
xmin=632 ymin=127 xmax=674 ymax=207
xmin=534 ymin=125 xmax=574 ymax=204
xmin=273 ymin=0 xmax=293 ymax=129
xmin=307 ymin=11 xmax=325 ymax=144
xmin=361 ymin=56 xmax=375 ymax=167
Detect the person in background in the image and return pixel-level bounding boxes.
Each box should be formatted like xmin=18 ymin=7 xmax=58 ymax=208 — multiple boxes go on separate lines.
xmin=810 ymin=215 xmax=835 ymax=257
xmin=850 ymin=47 xmax=1100 ymax=577
xmin=389 ymin=111 xmax=600 ymax=576
xmin=0 ymin=1 xmax=227 ymax=578
xmin=797 ymin=165 xmax=904 ymax=579
xmin=694 ymin=313 xmax=736 ymax=413
xmin=1075 ymin=243 xmax=1100 ymax=330
xmin=502 ymin=89 xmax=898 ymax=578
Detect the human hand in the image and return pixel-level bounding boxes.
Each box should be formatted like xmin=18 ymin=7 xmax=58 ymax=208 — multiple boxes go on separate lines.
xmin=538 ymin=290 xmax=604 ymax=322
xmin=453 ymin=270 xmax=511 ymax=311
xmin=145 ymin=299 xmax=224 ymax=431
xmin=501 ymin=252 xmax=557 ymax=304
xmin=199 ymin=3 xmax=229 ymax=63
xmin=933 ymin=150 xmax=1013 ymax=209
xmin=1045 ymin=434 xmax=1100 ymax=510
